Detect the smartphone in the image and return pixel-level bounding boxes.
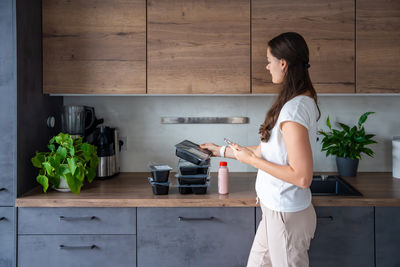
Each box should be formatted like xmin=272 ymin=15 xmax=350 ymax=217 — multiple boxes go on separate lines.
xmin=224 ymin=138 xmax=235 ymax=146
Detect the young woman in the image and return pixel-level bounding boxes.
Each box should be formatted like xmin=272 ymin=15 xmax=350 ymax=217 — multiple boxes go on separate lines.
xmin=200 ymin=32 xmax=320 ymax=267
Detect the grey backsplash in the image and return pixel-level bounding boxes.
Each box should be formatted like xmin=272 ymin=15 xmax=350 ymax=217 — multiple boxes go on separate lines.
xmin=64 ymin=96 xmax=400 ymax=172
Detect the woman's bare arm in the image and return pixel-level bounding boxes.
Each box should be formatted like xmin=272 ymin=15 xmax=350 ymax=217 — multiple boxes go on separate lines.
xmin=224 ymin=144 xmax=261 ymax=159
xmin=232 ymin=122 xmax=313 ymax=188
xmin=200 ymin=143 xmax=261 ymax=159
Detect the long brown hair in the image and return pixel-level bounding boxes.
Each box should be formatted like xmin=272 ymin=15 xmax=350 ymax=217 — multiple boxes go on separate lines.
xmin=259 ymin=32 xmax=321 ymax=142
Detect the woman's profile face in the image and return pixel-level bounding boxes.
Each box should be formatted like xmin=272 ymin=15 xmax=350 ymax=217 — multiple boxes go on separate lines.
xmin=266 ymin=47 xmax=285 ymax=84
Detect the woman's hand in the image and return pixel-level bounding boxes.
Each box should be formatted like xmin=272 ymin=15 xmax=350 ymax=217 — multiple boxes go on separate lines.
xmin=231 ymin=143 xmax=257 ymax=165
xmin=200 ymin=143 xmax=220 ymax=157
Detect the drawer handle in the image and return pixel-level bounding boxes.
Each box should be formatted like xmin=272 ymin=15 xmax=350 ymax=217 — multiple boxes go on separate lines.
xmin=0 ymin=188 xmax=6 ymax=192
xmin=59 ymin=244 xmax=98 ymax=250
xmin=317 ymin=216 xmax=334 ymax=221
xmin=0 ymin=217 xmax=6 ymax=221
xmin=178 ymin=216 xmax=215 ymax=221
xmin=59 ymin=216 xmax=97 ymax=221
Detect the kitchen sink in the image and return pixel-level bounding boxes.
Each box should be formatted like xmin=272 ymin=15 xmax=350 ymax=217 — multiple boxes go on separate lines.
xmin=310 ymin=175 xmax=362 ymax=196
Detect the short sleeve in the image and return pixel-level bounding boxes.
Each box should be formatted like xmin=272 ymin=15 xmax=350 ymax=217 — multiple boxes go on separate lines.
xmin=278 ymin=99 xmax=310 ymax=133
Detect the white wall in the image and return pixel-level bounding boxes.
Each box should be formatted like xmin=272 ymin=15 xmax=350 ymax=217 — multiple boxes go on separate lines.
xmin=64 ymin=95 xmax=400 ymax=172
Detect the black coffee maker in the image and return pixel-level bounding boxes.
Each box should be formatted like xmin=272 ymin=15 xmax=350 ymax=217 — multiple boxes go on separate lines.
xmin=92 ymin=126 xmax=121 ymax=179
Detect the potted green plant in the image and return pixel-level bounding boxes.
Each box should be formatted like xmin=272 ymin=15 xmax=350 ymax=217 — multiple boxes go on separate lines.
xmin=31 ymin=132 xmax=99 ymax=194
xmin=318 ymin=112 xmax=377 ymax=177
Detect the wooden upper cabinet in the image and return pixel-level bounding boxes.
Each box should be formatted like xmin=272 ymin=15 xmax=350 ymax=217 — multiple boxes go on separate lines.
xmin=147 ymin=0 xmax=250 ymax=94
xmin=252 ymin=0 xmax=355 ymax=94
xmin=356 ymin=0 xmax=400 ymax=93
xmin=43 ymin=0 xmax=146 ymax=94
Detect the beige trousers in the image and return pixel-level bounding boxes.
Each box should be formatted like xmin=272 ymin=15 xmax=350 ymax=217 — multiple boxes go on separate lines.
xmin=247 ymin=202 xmax=317 ymax=267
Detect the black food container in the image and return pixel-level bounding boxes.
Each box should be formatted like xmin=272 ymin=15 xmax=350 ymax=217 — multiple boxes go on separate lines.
xmin=178 ymin=159 xmax=210 ymax=175
xmin=175 ymin=171 xmax=210 ymax=185
xmin=177 ymin=176 xmax=209 ymax=185
xmin=192 ymin=185 xmax=208 ymax=194
xmin=177 ymin=183 xmax=209 ymax=195
xmin=148 ymin=178 xmax=169 ymax=195
xmin=147 ymin=163 xmax=172 ymax=183
xmin=178 ymin=187 xmax=193 ymax=194
xmin=175 ymin=140 xmax=212 ymax=166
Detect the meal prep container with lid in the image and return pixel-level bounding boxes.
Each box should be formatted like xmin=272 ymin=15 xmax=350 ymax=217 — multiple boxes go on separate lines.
xmin=175 ymin=140 xmax=212 ymax=165
xmin=147 ymin=163 xmax=173 ymax=182
xmin=177 ymin=183 xmax=209 ymax=194
xmin=148 ymin=177 xmax=170 ymax=195
xmin=175 ymin=170 xmax=210 ymax=185
xmin=178 ymin=158 xmax=210 ymax=175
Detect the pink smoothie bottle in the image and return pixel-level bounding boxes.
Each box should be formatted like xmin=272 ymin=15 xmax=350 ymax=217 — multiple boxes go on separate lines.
xmin=218 ymin=162 xmax=229 ymax=194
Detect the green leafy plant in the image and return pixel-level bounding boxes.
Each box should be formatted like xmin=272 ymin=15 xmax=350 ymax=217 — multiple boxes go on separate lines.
xmin=31 ymin=133 xmax=99 ymax=194
xmin=318 ymin=112 xmax=377 ymax=160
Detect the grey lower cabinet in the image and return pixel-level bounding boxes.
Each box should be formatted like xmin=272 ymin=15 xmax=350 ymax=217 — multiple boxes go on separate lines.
xmin=18 ymin=207 xmax=136 ymax=234
xmin=137 ymin=207 xmax=254 ymax=267
xmin=0 ymin=207 xmax=14 ymax=267
xmin=256 ymin=206 xmax=375 ymax=267
xmin=309 ymin=207 xmax=374 ymax=267
xmin=0 ymin=180 xmax=13 ymax=207
xmin=17 ymin=207 xmax=137 ymax=267
xmin=375 ymin=207 xmax=400 ymax=267
xmin=18 ymin=235 xmax=136 ymax=267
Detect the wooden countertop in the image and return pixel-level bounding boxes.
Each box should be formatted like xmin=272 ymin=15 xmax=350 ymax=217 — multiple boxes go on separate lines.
xmin=15 ymin=172 xmax=400 ymax=207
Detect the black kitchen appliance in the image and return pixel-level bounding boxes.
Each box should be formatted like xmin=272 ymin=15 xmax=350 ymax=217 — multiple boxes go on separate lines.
xmin=92 ymin=126 xmax=121 ymax=179
xmin=61 ymin=105 xmax=103 ymax=138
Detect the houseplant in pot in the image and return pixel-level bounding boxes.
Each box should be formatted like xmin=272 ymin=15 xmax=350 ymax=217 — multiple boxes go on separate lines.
xmin=31 ymin=132 xmax=99 ymax=194
xmin=318 ymin=112 xmax=377 ymax=177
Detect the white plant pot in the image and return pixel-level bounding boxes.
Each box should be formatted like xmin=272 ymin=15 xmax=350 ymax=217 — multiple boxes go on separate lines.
xmin=54 ymin=176 xmax=71 ymax=192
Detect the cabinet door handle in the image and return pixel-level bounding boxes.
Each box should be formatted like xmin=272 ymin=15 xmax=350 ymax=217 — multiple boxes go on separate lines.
xmin=59 ymin=216 xmax=97 ymax=221
xmin=0 ymin=188 xmax=6 ymax=192
xmin=178 ymin=216 xmax=215 ymax=221
xmin=0 ymin=217 xmax=6 ymax=221
xmin=317 ymin=216 xmax=334 ymax=221
xmin=59 ymin=244 xmax=98 ymax=250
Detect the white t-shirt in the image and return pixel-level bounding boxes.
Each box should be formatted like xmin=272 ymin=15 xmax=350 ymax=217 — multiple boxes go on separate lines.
xmin=256 ymin=95 xmax=318 ymax=212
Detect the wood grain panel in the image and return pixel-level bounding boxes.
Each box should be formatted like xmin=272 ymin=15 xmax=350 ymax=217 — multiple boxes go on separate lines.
xmin=15 ymin=172 xmax=400 ymax=207
xmin=147 ymin=0 xmax=250 ymax=94
xmin=43 ymin=0 xmax=146 ymax=94
xmin=357 ymin=0 xmax=400 ymax=93
xmin=252 ymin=0 xmax=355 ymax=94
